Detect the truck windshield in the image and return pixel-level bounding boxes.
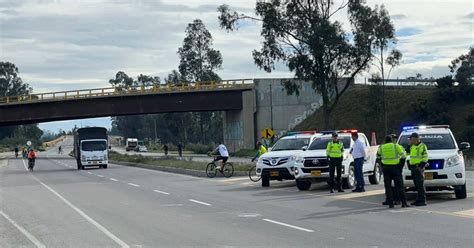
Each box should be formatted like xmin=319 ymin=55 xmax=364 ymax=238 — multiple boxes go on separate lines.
xmin=308 ymin=136 xmax=351 ymax=150
xmin=398 ymin=134 xmax=456 ymax=150
xmin=272 ymin=138 xmax=310 ymax=151
xmin=82 ymin=141 xmax=107 ymax=151
xmin=128 ymin=142 xmax=137 ymax=147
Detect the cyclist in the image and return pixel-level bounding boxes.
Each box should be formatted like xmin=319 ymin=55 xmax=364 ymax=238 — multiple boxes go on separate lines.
xmin=14 ymin=147 xmax=19 ymax=158
xmin=58 ymin=145 xmax=62 ymax=154
xmin=251 ymin=141 xmax=267 ymax=162
xmin=213 ymin=143 xmax=229 ymax=172
xmin=27 ymin=148 xmax=37 ymax=171
xmin=163 ymin=144 xmax=169 ymax=156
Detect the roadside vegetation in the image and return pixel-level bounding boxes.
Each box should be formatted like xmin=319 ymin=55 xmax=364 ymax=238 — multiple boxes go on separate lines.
xmin=108 ymin=151 xmax=253 ymax=172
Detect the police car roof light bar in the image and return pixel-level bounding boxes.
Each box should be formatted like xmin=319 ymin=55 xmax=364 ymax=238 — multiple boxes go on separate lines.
xmin=320 ymin=129 xmax=358 ymax=134
xmin=287 ymin=131 xmax=317 ymax=136
xmin=402 ymin=125 xmax=450 ymax=131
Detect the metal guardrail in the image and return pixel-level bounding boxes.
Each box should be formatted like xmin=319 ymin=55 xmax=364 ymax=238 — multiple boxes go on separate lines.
xmin=0 ymin=79 xmax=254 ymax=105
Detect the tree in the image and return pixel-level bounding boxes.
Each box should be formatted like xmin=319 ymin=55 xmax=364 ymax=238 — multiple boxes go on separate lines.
xmin=449 ymin=47 xmax=473 ymax=87
xmin=178 ymin=19 xmax=222 ymax=83
xmin=137 ymin=74 xmax=161 ymax=86
xmin=218 ymin=1 xmax=398 ymax=128
xmin=109 ymin=71 xmax=135 ymax=89
xmin=177 ymin=19 xmax=223 ymax=143
xmin=0 ymin=62 xmax=31 ymax=97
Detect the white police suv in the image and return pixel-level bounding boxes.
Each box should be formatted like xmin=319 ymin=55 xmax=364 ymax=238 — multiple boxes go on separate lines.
xmin=256 ymin=131 xmax=321 ymax=187
xmin=293 ymin=130 xmax=380 ymax=191
xmin=398 ymin=125 xmax=470 ymax=199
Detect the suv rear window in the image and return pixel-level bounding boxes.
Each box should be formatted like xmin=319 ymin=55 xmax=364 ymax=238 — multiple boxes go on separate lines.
xmin=398 ymin=133 xmax=455 ymax=150
xmin=308 ymin=136 xmax=351 ymax=150
xmin=272 ymin=138 xmax=310 ymax=151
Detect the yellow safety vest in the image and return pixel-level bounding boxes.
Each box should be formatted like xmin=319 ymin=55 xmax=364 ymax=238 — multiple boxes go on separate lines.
xmin=377 ymin=143 xmax=406 ymax=165
xmin=326 ymin=141 xmax=344 ymax=158
xmin=259 ymin=145 xmax=267 ymax=156
xmin=409 ymin=142 xmax=428 ymax=165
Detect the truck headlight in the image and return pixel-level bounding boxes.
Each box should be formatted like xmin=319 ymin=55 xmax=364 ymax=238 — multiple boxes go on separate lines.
xmin=446 ymin=155 xmax=460 ymax=167
xmin=295 ymin=156 xmax=304 ymax=164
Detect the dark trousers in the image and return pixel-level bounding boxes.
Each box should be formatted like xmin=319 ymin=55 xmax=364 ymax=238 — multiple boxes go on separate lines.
xmin=382 ymin=165 xmax=406 ymax=204
xmin=410 ymin=167 xmax=426 ymax=203
xmin=329 ymin=157 xmax=343 ymax=189
xmin=353 ymin=158 xmax=365 ymax=189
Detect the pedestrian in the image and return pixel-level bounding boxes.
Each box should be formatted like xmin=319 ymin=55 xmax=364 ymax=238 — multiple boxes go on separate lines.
xmin=407 ymin=132 xmax=428 ymax=206
xmin=177 ymin=143 xmax=183 ymax=158
xmin=377 ymin=135 xmax=408 ymax=208
xmin=350 ymin=132 xmax=366 ymax=192
xmin=382 ymin=134 xmax=406 ymax=205
xmin=326 ymin=133 xmax=345 ymax=193
xmin=163 ymin=144 xmax=169 ymax=157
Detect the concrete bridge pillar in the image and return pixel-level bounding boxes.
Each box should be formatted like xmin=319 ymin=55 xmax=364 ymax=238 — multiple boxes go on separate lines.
xmin=223 ymin=89 xmax=256 ymax=153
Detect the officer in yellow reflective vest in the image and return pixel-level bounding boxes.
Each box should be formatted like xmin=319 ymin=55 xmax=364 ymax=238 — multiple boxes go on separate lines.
xmin=408 ymin=132 xmax=429 ymax=206
xmin=327 ymin=133 xmax=345 ymax=193
xmin=377 ymin=135 xmax=408 ymax=208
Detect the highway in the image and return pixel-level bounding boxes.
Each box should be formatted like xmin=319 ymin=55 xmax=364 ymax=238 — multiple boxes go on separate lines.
xmin=1 ymin=138 xmax=473 ymax=247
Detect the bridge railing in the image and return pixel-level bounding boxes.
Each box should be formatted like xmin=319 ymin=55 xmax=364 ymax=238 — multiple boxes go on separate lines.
xmin=0 ymin=79 xmax=254 ymax=105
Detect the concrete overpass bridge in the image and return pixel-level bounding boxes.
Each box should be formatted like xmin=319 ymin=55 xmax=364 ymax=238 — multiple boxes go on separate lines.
xmin=0 ymin=79 xmax=325 ymax=151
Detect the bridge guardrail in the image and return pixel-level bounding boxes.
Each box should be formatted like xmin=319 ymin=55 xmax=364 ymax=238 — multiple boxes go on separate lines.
xmin=0 ymin=79 xmax=254 ymax=105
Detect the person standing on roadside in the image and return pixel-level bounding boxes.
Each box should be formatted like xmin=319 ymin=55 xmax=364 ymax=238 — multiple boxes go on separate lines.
xmin=350 ymin=132 xmax=366 ymax=192
xmin=177 ymin=143 xmax=183 ymax=158
xmin=407 ymin=132 xmax=428 ymax=206
xmin=377 ymin=135 xmax=408 ymax=208
xmin=163 ymin=144 xmax=169 ymax=157
xmin=327 ymin=133 xmax=345 ymax=193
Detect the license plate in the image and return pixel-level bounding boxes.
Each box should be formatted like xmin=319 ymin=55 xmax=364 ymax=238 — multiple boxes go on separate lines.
xmin=424 ymin=172 xmax=433 ymax=180
xmin=270 ymin=171 xmax=279 ymax=177
xmin=311 ymin=170 xmax=321 ymax=176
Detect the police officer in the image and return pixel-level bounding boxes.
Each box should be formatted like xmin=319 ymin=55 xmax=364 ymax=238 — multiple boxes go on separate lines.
xmin=382 ymin=134 xmax=406 ymax=205
xmin=327 ymin=133 xmax=344 ymax=193
xmin=377 ymin=135 xmax=408 ymax=208
xmin=407 ymin=132 xmax=428 ymax=206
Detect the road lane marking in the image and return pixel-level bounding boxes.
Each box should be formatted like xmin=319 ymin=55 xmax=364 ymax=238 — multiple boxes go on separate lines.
xmin=0 ymin=210 xmax=46 ymax=248
xmin=189 ymin=199 xmax=212 ymax=206
xmin=262 ymin=219 xmax=314 ymax=233
xmin=110 ymin=178 xmax=119 ymax=182
xmin=452 ymin=209 xmax=474 ymax=218
xmin=97 ymin=175 xmax=104 ymax=178
xmin=87 ymin=172 xmax=92 ymax=174
xmin=153 ymin=190 xmax=170 ymax=195
xmin=332 ymin=189 xmax=385 ymax=199
xmin=21 ymin=159 xmax=130 ymax=248
xmin=128 ymin=183 xmax=140 ymax=187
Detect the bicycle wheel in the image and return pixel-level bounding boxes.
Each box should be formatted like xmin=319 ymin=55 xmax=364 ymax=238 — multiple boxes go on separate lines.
xmin=206 ymin=162 xmax=217 ymax=178
xmin=222 ymin=162 xmax=234 ymax=178
xmin=248 ymin=165 xmax=261 ymax=182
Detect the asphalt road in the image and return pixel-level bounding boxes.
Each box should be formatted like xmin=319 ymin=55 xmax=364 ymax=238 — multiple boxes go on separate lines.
xmin=1 ymin=139 xmax=473 ymax=247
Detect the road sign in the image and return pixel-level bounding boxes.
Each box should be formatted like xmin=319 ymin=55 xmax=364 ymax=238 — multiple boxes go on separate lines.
xmin=261 ymin=128 xmax=275 ymax=139
xmin=26 ymin=140 xmax=32 ymax=146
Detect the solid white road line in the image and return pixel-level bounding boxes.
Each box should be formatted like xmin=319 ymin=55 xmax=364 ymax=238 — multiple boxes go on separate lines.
xmin=21 ymin=159 xmax=129 ymax=248
xmin=97 ymin=175 xmax=104 ymax=178
xmin=128 ymin=183 xmax=140 ymax=187
xmin=188 ymin=199 xmax=212 ymax=206
xmin=262 ymin=219 xmax=314 ymax=233
xmin=0 ymin=210 xmax=46 ymax=248
xmin=153 ymin=190 xmax=170 ymax=195
xmin=110 ymin=178 xmax=119 ymax=182
xmin=87 ymin=172 xmax=92 ymax=174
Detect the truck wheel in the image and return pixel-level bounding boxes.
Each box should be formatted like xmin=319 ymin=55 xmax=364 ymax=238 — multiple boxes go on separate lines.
xmin=369 ymin=163 xmax=382 ymax=185
xmin=262 ymin=176 xmax=270 ymax=187
xmin=296 ymin=179 xmax=311 ymax=191
xmin=103 ymin=164 xmax=108 ymax=169
xmin=342 ymin=166 xmax=355 ymax=189
xmin=455 ymin=183 xmax=467 ymax=199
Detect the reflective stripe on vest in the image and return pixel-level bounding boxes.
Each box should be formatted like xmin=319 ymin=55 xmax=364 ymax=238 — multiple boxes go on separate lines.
xmin=410 ymin=143 xmax=428 ymax=164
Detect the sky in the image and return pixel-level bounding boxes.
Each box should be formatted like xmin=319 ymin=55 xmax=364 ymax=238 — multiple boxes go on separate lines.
xmin=1 ymin=0 xmax=472 ymax=133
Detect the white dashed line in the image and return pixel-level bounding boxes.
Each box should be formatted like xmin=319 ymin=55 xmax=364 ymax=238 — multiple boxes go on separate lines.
xmin=87 ymin=172 xmax=92 ymax=174
xmin=153 ymin=190 xmax=170 ymax=195
xmin=128 ymin=183 xmax=140 ymax=187
xmin=262 ymin=219 xmax=314 ymax=233
xmin=110 ymin=178 xmax=119 ymax=182
xmin=97 ymin=175 xmax=104 ymax=178
xmin=189 ymin=199 xmax=212 ymax=206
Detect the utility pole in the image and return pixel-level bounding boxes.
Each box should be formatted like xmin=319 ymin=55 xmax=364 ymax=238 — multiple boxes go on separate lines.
xmin=154 ymin=118 xmax=157 ymax=144
xmin=269 ymin=82 xmax=273 ymax=129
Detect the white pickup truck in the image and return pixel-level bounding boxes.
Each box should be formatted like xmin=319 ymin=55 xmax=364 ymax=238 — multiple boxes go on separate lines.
xmin=293 ymin=130 xmax=380 ymax=191
xmin=398 ymin=125 xmax=470 ymax=199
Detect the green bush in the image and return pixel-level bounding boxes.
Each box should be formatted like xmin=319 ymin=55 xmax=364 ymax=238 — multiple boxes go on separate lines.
xmin=186 ymin=143 xmax=214 ymax=154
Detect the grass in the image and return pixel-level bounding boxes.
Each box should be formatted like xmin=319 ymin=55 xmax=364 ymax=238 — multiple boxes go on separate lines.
xmin=231 ymin=149 xmax=256 ymax=157
xmin=108 ymin=152 xmax=253 ymax=172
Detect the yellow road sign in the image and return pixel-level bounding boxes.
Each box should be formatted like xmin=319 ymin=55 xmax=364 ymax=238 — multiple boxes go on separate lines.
xmin=261 ymin=128 xmax=275 ymax=139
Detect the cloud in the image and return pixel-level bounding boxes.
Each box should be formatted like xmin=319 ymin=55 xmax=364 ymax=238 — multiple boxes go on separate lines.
xmin=396 ymin=27 xmax=423 ymax=37
xmin=465 ymin=12 xmax=474 ymax=19
xmin=391 ymin=14 xmax=407 ymax=20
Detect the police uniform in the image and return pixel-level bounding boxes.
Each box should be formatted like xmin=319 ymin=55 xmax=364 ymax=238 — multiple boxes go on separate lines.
xmin=408 ymin=133 xmax=429 ymax=206
xmin=377 ymin=141 xmax=408 ymax=208
xmin=327 ymin=136 xmax=344 ymax=193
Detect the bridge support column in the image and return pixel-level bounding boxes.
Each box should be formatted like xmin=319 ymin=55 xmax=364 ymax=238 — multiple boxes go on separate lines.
xmin=223 ymin=90 xmax=256 ymax=152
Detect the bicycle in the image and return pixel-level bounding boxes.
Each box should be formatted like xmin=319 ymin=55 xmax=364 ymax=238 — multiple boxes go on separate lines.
xmin=28 ymin=158 xmax=35 ymax=172
xmin=206 ymin=155 xmax=234 ymax=178
xmin=248 ymin=161 xmax=261 ymax=182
